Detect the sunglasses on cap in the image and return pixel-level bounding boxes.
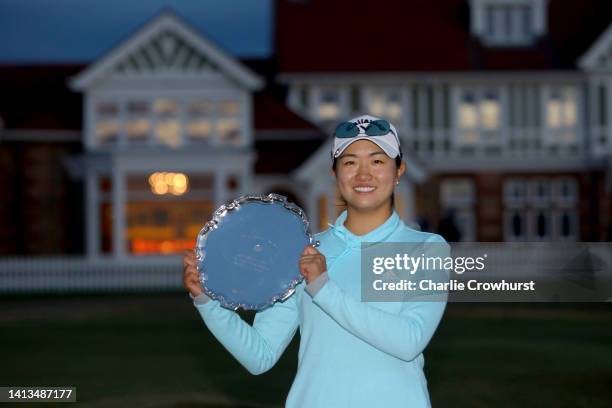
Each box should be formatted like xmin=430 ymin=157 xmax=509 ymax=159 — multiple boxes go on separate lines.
xmin=333 ymin=119 xmax=397 ymax=139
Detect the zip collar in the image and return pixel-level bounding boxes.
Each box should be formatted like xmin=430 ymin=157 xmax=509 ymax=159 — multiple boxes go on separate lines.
xmin=329 ymin=210 xmax=401 ymax=249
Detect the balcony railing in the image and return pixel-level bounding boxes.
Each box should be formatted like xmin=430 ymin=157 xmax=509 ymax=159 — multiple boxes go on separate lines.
xmin=401 ymin=127 xmax=589 ymax=160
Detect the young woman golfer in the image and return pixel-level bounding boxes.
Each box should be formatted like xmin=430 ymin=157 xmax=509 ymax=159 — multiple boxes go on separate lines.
xmin=183 ymin=114 xmax=448 ymax=407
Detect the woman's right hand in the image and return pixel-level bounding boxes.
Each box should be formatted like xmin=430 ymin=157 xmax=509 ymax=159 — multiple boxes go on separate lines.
xmin=183 ymin=250 xmax=203 ymax=297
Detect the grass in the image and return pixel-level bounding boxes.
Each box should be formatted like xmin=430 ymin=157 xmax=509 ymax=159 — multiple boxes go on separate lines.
xmin=1 ymin=294 xmax=611 ymax=407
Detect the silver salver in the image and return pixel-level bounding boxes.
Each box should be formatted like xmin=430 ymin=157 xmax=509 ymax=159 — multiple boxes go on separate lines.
xmin=195 ymin=193 xmax=316 ymax=311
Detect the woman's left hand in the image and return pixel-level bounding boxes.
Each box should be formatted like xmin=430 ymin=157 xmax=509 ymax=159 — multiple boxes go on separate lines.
xmin=299 ymin=245 xmax=327 ymax=284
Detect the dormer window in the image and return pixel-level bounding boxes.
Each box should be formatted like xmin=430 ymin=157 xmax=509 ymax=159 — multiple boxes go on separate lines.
xmin=470 ymin=0 xmax=547 ymax=47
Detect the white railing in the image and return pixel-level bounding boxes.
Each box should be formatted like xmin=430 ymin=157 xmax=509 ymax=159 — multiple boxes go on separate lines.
xmin=0 ymin=256 xmax=183 ymax=294
xmin=401 ymin=127 xmax=589 ymax=160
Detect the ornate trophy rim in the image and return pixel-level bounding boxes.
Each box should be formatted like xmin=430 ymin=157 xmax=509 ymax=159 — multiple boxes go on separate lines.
xmin=195 ymin=193 xmax=316 ymax=311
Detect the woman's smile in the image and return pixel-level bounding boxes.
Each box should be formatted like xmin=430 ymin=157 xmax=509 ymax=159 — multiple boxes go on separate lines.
xmin=353 ymin=185 xmax=376 ymax=193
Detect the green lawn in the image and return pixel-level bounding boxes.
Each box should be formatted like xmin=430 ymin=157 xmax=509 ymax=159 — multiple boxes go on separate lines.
xmin=1 ymin=294 xmax=611 ymax=407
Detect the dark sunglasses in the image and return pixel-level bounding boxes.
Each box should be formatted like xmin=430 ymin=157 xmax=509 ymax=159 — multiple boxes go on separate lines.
xmin=334 ymin=119 xmax=396 ymax=138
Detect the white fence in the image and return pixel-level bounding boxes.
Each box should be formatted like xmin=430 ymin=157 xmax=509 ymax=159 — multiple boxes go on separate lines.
xmin=0 ymin=256 xmax=183 ymax=293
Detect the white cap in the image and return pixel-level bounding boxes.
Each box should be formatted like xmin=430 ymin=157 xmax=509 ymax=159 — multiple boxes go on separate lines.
xmin=332 ymin=114 xmax=401 ymax=159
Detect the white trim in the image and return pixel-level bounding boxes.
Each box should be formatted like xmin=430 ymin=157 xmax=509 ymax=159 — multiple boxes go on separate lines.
xmin=70 ymin=11 xmax=263 ymax=91
xmin=112 ymin=160 xmax=126 ymax=258
xmin=578 ymin=22 xmax=612 ymax=71
xmin=425 ymin=157 xmax=597 ymax=172
xmin=470 ymin=0 xmax=547 ymax=47
xmin=527 ymin=208 xmax=552 ymax=241
xmin=551 ymin=209 xmax=579 ymax=241
xmin=85 ymin=170 xmax=100 ymax=258
xmin=89 ymin=91 xmax=249 ymax=149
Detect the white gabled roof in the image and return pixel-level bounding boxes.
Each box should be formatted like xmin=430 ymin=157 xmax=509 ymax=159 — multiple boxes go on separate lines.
xmin=70 ymin=10 xmax=263 ymax=91
xmin=579 ymin=22 xmax=612 ymax=71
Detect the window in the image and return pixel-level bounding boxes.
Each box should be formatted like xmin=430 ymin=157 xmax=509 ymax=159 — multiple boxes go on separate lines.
xmin=126 ymin=101 xmax=150 ymax=144
xmin=471 ymin=0 xmax=546 ymax=47
xmin=95 ymin=102 xmax=120 ymax=145
xmin=92 ymin=97 xmax=243 ymax=148
xmin=123 ymin=172 xmax=215 ymax=255
xmin=368 ymin=88 xmax=403 ymax=122
xmin=318 ymin=89 xmax=341 ymax=121
xmin=154 ymin=99 xmax=180 ymax=147
xmin=216 ymin=101 xmax=241 ymax=145
xmin=553 ymin=178 xmax=578 ymax=207
xmin=484 ymin=4 xmax=532 ymax=44
xmin=504 ymin=179 xmax=526 ymax=207
xmin=545 ymin=86 xmax=578 ymax=144
xmin=528 ymin=178 xmax=551 ymax=208
xmin=186 ymin=101 xmax=213 ymax=143
xmin=503 ymin=177 xmax=578 ymax=241
xmin=457 ymin=88 xmax=501 ymax=144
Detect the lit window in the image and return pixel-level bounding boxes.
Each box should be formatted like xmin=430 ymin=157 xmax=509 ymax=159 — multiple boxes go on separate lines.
xmin=368 ymin=89 xmax=402 ymax=121
xmin=217 ymin=118 xmax=241 ymax=145
xmin=187 ymin=101 xmax=213 ymax=143
xmin=95 ymin=102 xmax=120 ymax=145
xmin=546 ymin=86 xmax=578 ymax=143
xmin=154 ymin=99 xmax=180 ymax=147
xmin=459 ymin=92 xmax=478 ymax=129
xmin=126 ymin=101 xmax=150 ymax=144
xmin=457 ymin=88 xmax=501 ymax=144
xmin=216 ymin=100 xmax=242 ymax=145
xmin=318 ymin=89 xmax=340 ymax=121
xmin=218 ymin=101 xmax=240 ymax=116
xmin=481 ymin=90 xmax=500 ymax=130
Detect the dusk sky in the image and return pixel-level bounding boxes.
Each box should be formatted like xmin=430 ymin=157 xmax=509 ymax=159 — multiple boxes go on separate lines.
xmin=0 ymin=0 xmax=272 ymax=63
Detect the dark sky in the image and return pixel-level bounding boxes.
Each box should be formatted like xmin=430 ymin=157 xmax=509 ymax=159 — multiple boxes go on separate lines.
xmin=0 ymin=0 xmax=272 ymax=63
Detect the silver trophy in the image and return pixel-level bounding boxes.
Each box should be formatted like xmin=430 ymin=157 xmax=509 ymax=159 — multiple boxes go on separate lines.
xmin=195 ymin=193 xmax=316 ymax=311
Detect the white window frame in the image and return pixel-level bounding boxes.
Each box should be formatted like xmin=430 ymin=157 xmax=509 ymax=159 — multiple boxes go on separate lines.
xmin=454 ymin=85 xmax=505 ymax=147
xmin=313 ymin=86 xmax=344 ymax=122
xmin=503 ymin=178 xmax=526 ymax=208
xmin=528 ymin=208 xmax=552 ymax=241
xmin=527 ymin=178 xmax=551 ymax=208
xmin=89 ymin=92 xmax=247 ymax=150
xmin=552 ymin=177 xmax=578 ymax=207
xmin=552 ymin=209 xmax=579 ymax=241
xmin=504 ymin=209 xmax=528 ymax=241
xmin=470 ymin=0 xmax=547 ymax=47
xmin=542 ymin=85 xmax=580 ymax=146
xmin=503 ymin=177 xmax=579 ymax=242
xmin=364 ymin=87 xmax=406 ymax=125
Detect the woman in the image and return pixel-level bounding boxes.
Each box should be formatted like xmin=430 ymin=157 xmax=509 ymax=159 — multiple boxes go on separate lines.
xmin=183 ymin=114 xmax=448 ymax=407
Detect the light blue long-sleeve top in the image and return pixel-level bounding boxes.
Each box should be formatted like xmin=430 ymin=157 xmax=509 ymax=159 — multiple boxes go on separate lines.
xmin=193 ymin=210 xmax=449 ymax=407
